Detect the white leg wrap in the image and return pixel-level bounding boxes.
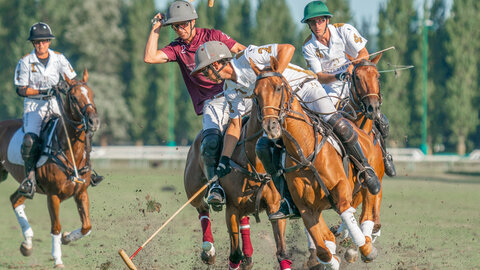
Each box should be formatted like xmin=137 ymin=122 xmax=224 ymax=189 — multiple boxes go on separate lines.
xmin=202 ymin=241 xmax=215 ymax=257
xmin=304 ymin=227 xmax=316 ymax=250
xmin=51 ymin=233 xmax=63 ymax=266
xmin=325 ymin=240 xmax=336 ymax=255
xmin=14 ymin=204 xmax=33 ymax=244
xmin=360 ymin=220 xmax=374 ymax=240
xmin=340 ymin=207 xmax=365 ymax=247
xmin=318 ymin=256 xmax=340 ymax=270
xmin=65 ymin=228 xmax=91 ymax=242
xmin=372 ymin=229 xmax=381 ymax=243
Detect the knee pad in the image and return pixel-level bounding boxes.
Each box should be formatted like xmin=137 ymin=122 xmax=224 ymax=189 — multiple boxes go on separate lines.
xmin=375 ymin=113 xmax=389 ymax=138
xmin=200 ymin=129 xmax=222 ymax=167
xmin=328 ymin=113 xmax=357 ymax=144
xmin=21 ymin=133 xmax=40 ymax=160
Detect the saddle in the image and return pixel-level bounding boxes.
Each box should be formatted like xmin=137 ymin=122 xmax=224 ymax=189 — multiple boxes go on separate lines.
xmin=7 ymin=118 xmax=59 ymax=167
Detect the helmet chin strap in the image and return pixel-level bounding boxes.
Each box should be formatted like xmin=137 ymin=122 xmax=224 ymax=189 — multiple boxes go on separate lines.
xmin=209 ymin=62 xmax=227 ymax=82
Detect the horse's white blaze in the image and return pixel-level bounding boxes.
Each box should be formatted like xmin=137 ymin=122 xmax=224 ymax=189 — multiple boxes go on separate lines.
xmin=80 ymin=86 xmax=92 ymax=104
xmin=14 ymin=204 xmax=33 ymax=244
xmin=340 ymin=207 xmax=366 ymax=247
xmin=360 ymin=220 xmax=374 ymax=240
xmin=51 ymin=233 xmax=63 ymax=265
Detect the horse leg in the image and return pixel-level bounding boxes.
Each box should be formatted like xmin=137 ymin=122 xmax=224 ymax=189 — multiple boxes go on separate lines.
xmin=62 ymin=190 xmax=92 ymax=245
xmin=0 ymin=163 xmax=8 ymax=182
xmin=358 ymin=188 xmax=382 ymax=243
xmin=10 ymin=192 xmax=33 ymax=256
xmin=334 ymin=179 xmax=377 ymax=263
xmin=47 ymin=194 xmax=65 ymax=268
xmin=226 ymin=207 xmax=242 ymax=270
xmin=270 ymin=219 xmax=291 ymax=270
xmin=239 ymin=216 xmax=254 ymax=269
xmin=198 ymin=208 xmax=216 ymax=264
xmin=303 ymin=212 xmax=340 ymax=270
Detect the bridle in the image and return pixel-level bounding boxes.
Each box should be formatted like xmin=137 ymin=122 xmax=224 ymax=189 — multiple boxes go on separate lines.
xmin=349 ymin=60 xmax=382 ymax=115
xmin=60 ymin=82 xmax=96 ymax=132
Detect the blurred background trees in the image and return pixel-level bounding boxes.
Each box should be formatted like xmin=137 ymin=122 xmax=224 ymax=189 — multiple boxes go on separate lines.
xmin=0 ymin=0 xmax=478 ymax=155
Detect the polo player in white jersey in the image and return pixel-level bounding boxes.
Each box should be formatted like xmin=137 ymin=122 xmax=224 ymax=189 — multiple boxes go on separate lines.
xmin=301 ymin=1 xmax=396 ymax=177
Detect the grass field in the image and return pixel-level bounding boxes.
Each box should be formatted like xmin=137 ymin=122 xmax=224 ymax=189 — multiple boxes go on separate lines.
xmin=0 ymin=165 xmax=479 ymax=270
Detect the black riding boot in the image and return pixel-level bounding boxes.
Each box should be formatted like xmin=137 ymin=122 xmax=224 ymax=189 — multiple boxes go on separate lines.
xmin=201 ymin=129 xmax=225 ymax=211
xmin=90 ymin=170 xmax=105 ymax=187
xmin=19 ymin=133 xmax=40 ymax=199
xmin=376 ymin=114 xmax=396 ymax=177
xmin=256 ymin=137 xmax=300 ymax=220
xmin=328 ymin=114 xmax=381 ymax=195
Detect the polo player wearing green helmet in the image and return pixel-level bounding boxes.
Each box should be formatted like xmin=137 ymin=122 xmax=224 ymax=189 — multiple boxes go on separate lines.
xmin=301 ymin=1 xmax=396 ymax=177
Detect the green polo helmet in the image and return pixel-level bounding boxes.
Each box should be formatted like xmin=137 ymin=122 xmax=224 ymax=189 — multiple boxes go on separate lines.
xmin=163 ymin=1 xmax=198 ymax=25
xmin=301 ymin=1 xmax=333 ymax=23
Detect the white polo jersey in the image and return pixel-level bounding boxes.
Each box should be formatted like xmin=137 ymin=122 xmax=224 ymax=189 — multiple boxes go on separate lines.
xmin=14 ymin=49 xmax=76 ymax=135
xmin=225 ymin=44 xmax=335 ymax=119
xmin=302 ymin=23 xmax=367 ymax=101
xmin=14 ymin=49 xmax=76 ymax=98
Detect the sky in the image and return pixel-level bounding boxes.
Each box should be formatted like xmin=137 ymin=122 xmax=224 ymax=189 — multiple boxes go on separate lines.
xmin=155 ymin=0 xmax=453 ymax=33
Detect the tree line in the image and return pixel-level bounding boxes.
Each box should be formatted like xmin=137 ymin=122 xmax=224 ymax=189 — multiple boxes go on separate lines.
xmin=0 ymin=0 xmax=478 ymax=155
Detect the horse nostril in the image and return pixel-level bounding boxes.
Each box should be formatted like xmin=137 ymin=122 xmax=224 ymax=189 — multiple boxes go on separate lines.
xmin=367 ymin=105 xmax=374 ymax=113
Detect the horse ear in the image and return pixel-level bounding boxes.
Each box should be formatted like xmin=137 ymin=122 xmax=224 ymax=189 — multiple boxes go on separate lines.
xmin=82 ymin=68 xmax=89 ymax=83
xmin=249 ymin=58 xmax=261 ymax=76
xmin=64 ymin=73 xmax=74 ymax=86
xmin=371 ymin=53 xmax=382 ymax=65
xmin=270 ymin=56 xmax=279 ymax=72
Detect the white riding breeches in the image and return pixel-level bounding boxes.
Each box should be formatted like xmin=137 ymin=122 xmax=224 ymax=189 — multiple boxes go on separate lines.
xmin=203 ymin=96 xmax=252 ymax=132
xmin=23 ymin=97 xmax=60 ymax=135
xmin=296 ymin=80 xmax=337 ymax=122
xmin=322 ymin=80 xmax=351 ymax=106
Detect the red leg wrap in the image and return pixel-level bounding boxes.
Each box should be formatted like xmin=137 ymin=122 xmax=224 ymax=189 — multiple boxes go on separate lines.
xmin=240 ymin=216 xmax=253 ymax=257
xmin=199 ymin=212 xmax=214 ymax=243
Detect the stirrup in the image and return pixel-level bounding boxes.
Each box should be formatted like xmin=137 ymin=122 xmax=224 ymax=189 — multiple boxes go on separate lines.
xmin=18 ymin=178 xmax=35 ymax=199
xmin=90 ymin=171 xmax=104 ymax=187
xmin=268 ymin=199 xmax=294 ymax=220
xmin=207 ymin=183 xmax=226 ymax=211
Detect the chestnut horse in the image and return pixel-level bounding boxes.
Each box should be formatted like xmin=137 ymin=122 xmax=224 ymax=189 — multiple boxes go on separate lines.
xmin=250 ymin=58 xmax=383 ymax=269
xmin=184 ymin=103 xmax=294 ymax=270
xmin=0 ymin=70 xmax=99 ymax=268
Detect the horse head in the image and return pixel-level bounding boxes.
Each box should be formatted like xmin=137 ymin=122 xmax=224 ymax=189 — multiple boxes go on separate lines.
xmin=250 ymin=57 xmax=291 ymax=140
xmin=64 ymin=69 xmax=100 ymax=133
xmin=350 ymin=53 xmax=383 ymax=120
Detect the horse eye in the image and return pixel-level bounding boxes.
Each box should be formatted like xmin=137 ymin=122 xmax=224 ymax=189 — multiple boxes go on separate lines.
xmin=275 ymin=85 xmax=283 ymax=92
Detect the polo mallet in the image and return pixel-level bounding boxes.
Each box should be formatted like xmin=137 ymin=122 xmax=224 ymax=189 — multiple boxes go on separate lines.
xmin=119 ymin=175 xmax=219 ymax=270
xmin=55 ymin=90 xmax=85 ymax=184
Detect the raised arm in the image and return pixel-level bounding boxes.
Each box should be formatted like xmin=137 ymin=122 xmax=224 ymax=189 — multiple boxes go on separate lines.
xmin=144 ymin=13 xmax=169 ymax=64
xmin=276 ymin=44 xmax=295 ymax=73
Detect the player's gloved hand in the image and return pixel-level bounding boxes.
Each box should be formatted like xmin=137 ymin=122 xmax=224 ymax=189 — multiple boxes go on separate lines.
xmin=40 ymin=88 xmax=56 ymax=96
xmin=335 ymin=71 xmax=350 ymax=82
xmin=215 ymin=156 xmax=231 ymax=178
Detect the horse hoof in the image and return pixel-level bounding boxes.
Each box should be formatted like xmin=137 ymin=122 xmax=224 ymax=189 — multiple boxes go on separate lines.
xmin=20 ymin=243 xmax=33 ymax=256
xmin=201 ymin=250 xmax=216 ymax=265
xmin=240 ymin=256 xmax=253 ymax=270
xmin=54 ymin=264 xmax=65 ymax=268
xmin=61 ymin=232 xmax=71 ymax=245
xmin=344 ymin=248 xmax=359 ymax=263
xmin=360 ymin=246 xmax=378 ymax=263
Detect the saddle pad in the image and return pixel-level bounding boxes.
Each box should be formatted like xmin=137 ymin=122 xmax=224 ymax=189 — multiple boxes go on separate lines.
xmin=327 ymin=135 xmax=342 ymax=155
xmin=7 ymin=128 xmax=49 ymax=167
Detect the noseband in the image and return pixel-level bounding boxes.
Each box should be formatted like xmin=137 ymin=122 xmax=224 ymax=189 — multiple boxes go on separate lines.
xmin=350 ymin=60 xmax=382 ymax=113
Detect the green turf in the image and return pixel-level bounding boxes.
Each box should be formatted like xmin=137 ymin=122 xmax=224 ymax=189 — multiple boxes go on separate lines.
xmin=0 ymin=167 xmax=479 ymax=269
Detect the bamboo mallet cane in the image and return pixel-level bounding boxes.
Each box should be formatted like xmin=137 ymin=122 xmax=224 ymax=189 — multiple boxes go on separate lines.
xmin=119 ymin=175 xmax=219 ymax=270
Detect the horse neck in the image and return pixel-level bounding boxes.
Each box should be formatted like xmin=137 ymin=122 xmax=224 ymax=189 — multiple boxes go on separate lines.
xmin=244 ymin=106 xmax=263 ymax=169
xmin=353 ymin=111 xmax=374 ymax=134
xmin=282 ymin=98 xmax=316 ymax=160
xmin=60 ymin=107 xmax=88 ymax=163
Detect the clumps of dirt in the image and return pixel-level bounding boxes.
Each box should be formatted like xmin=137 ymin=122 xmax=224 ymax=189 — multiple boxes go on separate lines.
xmin=99 ymin=261 xmax=112 ymax=270
xmin=145 ymin=194 xmax=162 ymax=213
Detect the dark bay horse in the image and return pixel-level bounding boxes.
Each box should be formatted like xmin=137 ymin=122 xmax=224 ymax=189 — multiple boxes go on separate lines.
xmin=0 ymin=70 xmax=99 ymax=268
xmin=184 ymin=103 xmax=294 ymax=270
xmin=251 ymin=58 xmax=382 ymax=269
